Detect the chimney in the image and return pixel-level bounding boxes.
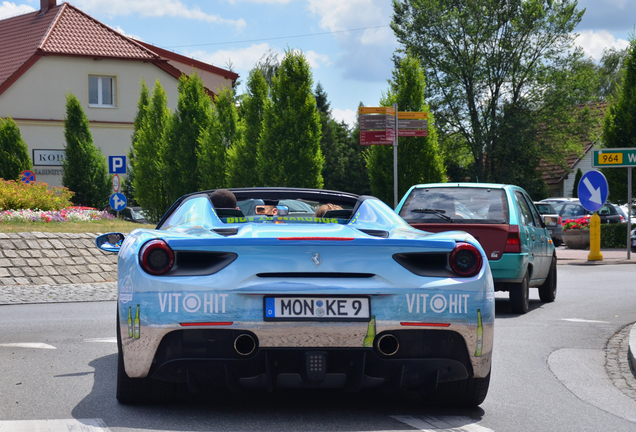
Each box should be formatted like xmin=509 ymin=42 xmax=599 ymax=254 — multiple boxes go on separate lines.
xmin=39 ymin=0 xmax=56 ymax=14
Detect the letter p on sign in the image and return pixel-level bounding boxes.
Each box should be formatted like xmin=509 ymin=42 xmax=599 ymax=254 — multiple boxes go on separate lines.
xmin=109 ymin=156 xmax=127 ymax=174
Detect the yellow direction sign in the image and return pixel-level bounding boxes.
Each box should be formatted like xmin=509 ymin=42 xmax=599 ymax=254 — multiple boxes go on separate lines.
xmin=359 ymin=107 xmax=396 ymax=116
xmin=398 ymin=111 xmax=428 ymax=120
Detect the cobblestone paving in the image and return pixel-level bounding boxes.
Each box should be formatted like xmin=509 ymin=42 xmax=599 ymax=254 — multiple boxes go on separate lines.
xmin=0 ymin=232 xmax=116 ymax=286
xmin=605 ymin=323 xmax=636 ymax=401
xmin=0 ymin=282 xmax=116 ymax=304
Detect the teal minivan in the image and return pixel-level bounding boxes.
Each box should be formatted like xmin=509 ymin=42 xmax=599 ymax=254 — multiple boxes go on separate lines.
xmin=396 ymin=183 xmax=557 ymax=314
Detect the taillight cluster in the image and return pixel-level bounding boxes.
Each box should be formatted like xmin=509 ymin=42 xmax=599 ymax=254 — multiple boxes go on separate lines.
xmin=504 ymin=225 xmax=521 ymax=253
xmin=449 ymin=242 xmax=482 ymax=277
xmin=139 ymin=239 xmax=174 ymax=275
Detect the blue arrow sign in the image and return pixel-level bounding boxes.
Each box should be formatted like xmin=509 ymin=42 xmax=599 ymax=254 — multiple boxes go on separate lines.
xmin=578 ymin=171 xmax=608 ymax=212
xmin=110 ymin=193 xmax=127 ymax=212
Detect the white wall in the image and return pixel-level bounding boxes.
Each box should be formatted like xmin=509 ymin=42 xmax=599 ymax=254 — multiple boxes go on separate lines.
xmin=0 ymin=56 xmax=180 ymax=188
xmin=563 ymin=146 xmax=597 ymax=197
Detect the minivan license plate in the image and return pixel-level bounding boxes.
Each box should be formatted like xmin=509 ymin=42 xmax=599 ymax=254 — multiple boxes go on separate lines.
xmin=264 ymin=297 xmax=370 ymax=321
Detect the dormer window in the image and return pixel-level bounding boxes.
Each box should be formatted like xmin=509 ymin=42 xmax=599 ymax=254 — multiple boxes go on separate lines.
xmin=88 ymin=75 xmax=116 ymax=107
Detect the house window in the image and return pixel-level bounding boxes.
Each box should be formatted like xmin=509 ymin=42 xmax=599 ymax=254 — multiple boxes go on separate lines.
xmin=88 ymin=76 xmax=115 ymax=107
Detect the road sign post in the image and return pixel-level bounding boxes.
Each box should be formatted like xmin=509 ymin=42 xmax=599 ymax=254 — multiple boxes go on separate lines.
xmin=593 ymin=148 xmax=635 ymax=260
xmin=110 ymin=192 xmax=127 ymax=219
xmin=20 ymin=170 xmax=36 ymax=184
xmin=359 ymin=107 xmax=429 ymax=208
xmin=578 ymin=170 xmax=609 ymax=261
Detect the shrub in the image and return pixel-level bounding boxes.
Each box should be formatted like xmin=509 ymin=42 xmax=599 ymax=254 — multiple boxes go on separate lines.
xmin=0 ymin=179 xmax=74 ymax=211
xmin=600 ymin=223 xmax=628 ymax=248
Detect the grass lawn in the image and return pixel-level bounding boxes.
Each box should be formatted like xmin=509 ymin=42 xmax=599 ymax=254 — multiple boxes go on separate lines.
xmin=0 ymin=220 xmax=147 ymax=234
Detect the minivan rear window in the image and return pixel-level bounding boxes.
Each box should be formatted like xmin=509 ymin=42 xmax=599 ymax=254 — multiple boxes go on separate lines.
xmin=399 ymin=187 xmax=509 ymax=224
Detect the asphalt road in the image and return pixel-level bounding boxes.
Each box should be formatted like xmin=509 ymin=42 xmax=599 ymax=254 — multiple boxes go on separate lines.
xmin=0 ymin=265 xmax=635 ymax=432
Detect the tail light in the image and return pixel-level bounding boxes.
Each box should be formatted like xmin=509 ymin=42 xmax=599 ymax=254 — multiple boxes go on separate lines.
xmin=140 ymin=239 xmax=174 ymax=275
xmin=449 ymin=242 xmax=482 ymax=277
xmin=504 ymin=225 xmax=521 ymax=253
xmin=558 ymin=216 xmax=562 ymax=226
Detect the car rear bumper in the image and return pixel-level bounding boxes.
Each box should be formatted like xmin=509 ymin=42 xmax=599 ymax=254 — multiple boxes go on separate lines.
xmin=134 ymin=327 xmax=491 ymax=392
xmin=489 ymin=253 xmax=528 ymax=283
xmin=120 ymin=322 xmax=493 ymax=387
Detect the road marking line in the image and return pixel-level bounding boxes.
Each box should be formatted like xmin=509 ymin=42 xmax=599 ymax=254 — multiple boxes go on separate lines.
xmin=391 ymin=415 xmax=494 ymax=431
xmin=562 ymin=318 xmax=610 ymax=324
xmin=83 ymin=337 xmax=117 ymax=343
xmin=0 ymin=343 xmax=56 ymax=350
xmin=0 ymin=418 xmax=109 ymax=432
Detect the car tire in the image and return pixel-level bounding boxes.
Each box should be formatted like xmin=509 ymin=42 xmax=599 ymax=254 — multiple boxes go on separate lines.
xmin=510 ymin=271 xmax=529 ymax=314
xmin=538 ymin=255 xmax=557 ymax=303
xmin=116 ymin=308 xmax=178 ymax=404
xmin=420 ymin=371 xmax=491 ymax=407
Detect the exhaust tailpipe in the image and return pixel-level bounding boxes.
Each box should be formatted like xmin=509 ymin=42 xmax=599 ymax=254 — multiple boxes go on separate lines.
xmin=234 ymin=334 xmax=256 ymax=356
xmin=377 ymin=334 xmax=399 ymax=356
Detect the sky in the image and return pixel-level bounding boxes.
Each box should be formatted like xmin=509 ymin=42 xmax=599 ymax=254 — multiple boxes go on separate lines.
xmin=1 ymin=0 xmax=634 ymax=128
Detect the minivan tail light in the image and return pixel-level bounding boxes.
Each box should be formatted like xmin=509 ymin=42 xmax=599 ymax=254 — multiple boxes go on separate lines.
xmin=140 ymin=239 xmax=174 ymax=275
xmin=504 ymin=225 xmax=521 ymax=253
xmin=449 ymin=242 xmax=482 ymax=277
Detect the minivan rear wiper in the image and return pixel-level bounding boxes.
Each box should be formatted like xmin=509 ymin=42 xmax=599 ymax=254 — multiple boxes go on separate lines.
xmin=410 ymin=208 xmax=453 ymax=222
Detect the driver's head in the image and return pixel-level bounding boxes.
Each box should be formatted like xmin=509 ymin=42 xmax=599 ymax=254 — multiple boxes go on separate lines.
xmin=255 ymin=205 xmax=277 ymax=216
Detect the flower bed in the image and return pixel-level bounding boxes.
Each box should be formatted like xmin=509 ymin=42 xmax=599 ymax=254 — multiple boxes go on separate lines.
xmin=0 ymin=208 xmax=114 ymax=223
xmin=562 ymin=217 xmax=590 ymax=231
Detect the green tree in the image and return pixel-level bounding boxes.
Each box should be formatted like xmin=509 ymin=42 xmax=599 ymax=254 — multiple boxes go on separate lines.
xmin=163 ymin=73 xmax=212 ymax=203
xmin=254 ymin=49 xmax=280 ymax=88
xmin=133 ymin=80 xmax=171 ymax=222
xmin=258 ymin=50 xmax=324 ymax=188
xmin=572 ymin=168 xmax=583 ymax=198
xmin=124 ymin=80 xmax=151 ymax=206
xmin=315 ymin=82 xmax=331 ymax=115
xmin=228 ymin=69 xmax=268 ymax=187
xmin=61 ymin=93 xmax=110 ymax=208
xmin=343 ymin=106 xmax=372 ymax=195
xmin=601 ymin=37 xmax=636 ymax=204
xmin=0 ymin=117 xmax=30 ymax=181
xmin=596 ymin=47 xmax=628 ymax=100
xmin=199 ymin=86 xmax=242 ymax=189
xmin=392 ymin=0 xmax=597 ymax=184
xmin=366 ymin=54 xmax=445 ymax=205
xmin=314 ymin=83 xmax=347 ymax=191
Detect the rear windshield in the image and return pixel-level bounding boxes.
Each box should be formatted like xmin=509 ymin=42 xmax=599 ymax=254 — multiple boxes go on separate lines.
xmin=399 ymin=187 xmax=509 ymax=224
xmin=535 ymin=203 xmax=556 ymax=214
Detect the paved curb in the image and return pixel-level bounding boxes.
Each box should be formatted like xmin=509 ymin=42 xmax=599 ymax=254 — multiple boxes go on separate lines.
xmin=630 ymin=325 xmax=636 ymax=377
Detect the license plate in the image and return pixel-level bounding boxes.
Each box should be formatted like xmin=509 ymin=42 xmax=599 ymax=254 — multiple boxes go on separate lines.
xmin=632 ymin=239 xmax=636 ymax=247
xmin=264 ymin=296 xmax=370 ymax=321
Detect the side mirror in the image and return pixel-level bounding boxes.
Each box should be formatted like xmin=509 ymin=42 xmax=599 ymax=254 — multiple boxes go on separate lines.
xmin=95 ymin=232 xmax=125 ymax=253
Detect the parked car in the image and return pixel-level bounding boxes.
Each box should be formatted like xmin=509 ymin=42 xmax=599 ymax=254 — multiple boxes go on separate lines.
xmin=396 ymin=183 xmax=557 ymax=314
xmin=534 ymin=202 xmax=563 ymax=247
xmin=631 ymin=227 xmax=636 ymax=253
xmin=549 ymin=200 xmax=623 ymax=224
xmin=620 ymin=204 xmax=636 ymax=225
xmin=95 ymin=187 xmax=494 ymax=406
xmin=107 ymin=206 xmax=151 ymax=224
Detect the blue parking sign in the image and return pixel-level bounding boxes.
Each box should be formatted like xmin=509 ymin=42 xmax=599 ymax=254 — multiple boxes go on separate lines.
xmin=110 ymin=193 xmax=127 ymax=212
xmin=109 ymin=156 xmax=126 ymax=174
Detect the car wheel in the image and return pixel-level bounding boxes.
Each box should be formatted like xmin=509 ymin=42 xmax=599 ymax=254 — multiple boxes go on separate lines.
xmin=116 ymin=308 xmax=178 ymax=404
xmin=510 ymin=271 xmax=529 ymax=314
xmin=420 ymin=371 xmax=491 ymax=407
xmin=538 ymin=255 xmax=557 ymax=303
xmin=553 ymin=239 xmax=562 ymax=247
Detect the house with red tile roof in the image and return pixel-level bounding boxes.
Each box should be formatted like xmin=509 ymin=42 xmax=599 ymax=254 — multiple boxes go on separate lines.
xmin=540 ymin=103 xmax=606 ymax=197
xmin=0 ymin=0 xmax=238 ymax=188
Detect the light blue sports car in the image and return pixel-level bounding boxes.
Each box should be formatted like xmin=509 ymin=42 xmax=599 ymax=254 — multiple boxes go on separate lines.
xmin=96 ymin=187 xmax=494 ymax=406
